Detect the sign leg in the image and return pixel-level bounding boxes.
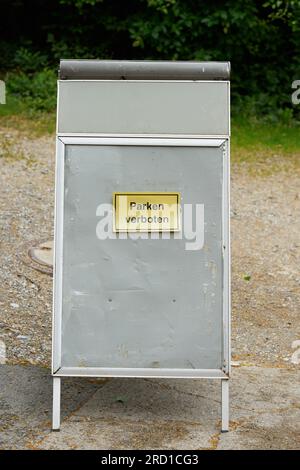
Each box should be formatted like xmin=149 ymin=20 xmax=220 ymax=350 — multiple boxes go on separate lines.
xmin=221 ymin=379 xmax=229 ymax=432
xmin=52 ymin=376 xmax=61 ymax=431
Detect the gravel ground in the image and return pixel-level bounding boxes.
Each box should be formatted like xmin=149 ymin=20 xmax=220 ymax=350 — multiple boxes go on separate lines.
xmin=0 ymin=128 xmax=299 ymax=369
xmin=0 ymin=129 xmax=55 ymax=366
xmin=231 ymin=162 xmax=300 ymax=367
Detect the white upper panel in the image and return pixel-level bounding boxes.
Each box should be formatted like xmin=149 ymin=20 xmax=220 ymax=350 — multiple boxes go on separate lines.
xmin=57 ymin=80 xmax=229 ymax=136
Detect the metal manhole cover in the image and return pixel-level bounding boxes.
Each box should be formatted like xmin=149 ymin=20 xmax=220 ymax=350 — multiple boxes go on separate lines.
xmin=18 ymin=239 xmax=53 ymax=275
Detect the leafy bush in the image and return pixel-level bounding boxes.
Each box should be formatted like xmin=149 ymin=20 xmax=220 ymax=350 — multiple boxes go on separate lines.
xmin=0 ymin=0 xmax=300 ymax=120
xmin=6 ymin=69 xmax=57 ymax=112
xmin=14 ymin=47 xmax=48 ymax=73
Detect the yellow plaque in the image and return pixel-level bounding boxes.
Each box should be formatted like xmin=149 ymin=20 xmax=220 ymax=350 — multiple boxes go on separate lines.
xmin=113 ymin=192 xmax=181 ymax=232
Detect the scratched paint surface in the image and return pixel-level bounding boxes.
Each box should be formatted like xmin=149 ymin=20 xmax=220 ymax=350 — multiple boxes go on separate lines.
xmin=61 ymin=145 xmax=223 ymax=369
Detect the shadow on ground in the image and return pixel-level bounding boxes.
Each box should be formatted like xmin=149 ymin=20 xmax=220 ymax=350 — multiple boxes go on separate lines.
xmin=0 ymin=364 xmax=299 ymax=450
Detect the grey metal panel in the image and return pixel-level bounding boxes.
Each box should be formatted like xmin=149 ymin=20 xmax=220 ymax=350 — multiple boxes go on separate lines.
xmin=57 ymin=81 xmax=229 ymax=135
xmin=61 ymin=144 xmax=223 ymax=370
xmin=59 ymin=60 xmax=230 ymax=81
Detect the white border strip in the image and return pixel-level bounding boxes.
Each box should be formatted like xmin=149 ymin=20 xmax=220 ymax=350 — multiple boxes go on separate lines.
xmin=59 ymin=137 xmax=225 ymax=147
xmin=52 ymin=138 xmax=64 ymax=374
xmin=55 ymin=367 xmax=228 ymax=379
xmin=222 ymin=140 xmax=231 ymax=375
xmin=58 ymin=133 xmax=229 ymax=139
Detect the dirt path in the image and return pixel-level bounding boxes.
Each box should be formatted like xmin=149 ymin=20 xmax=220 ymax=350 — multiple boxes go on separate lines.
xmin=0 ymin=128 xmax=299 ymax=369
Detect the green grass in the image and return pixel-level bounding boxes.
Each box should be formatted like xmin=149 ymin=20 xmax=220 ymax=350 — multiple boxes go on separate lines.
xmin=0 ymin=95 xmax=55 ymax=136
xmin=231 ymin=118 xmax=300 ymax=173
xmin=232 ymin=117 xmax=300 ymax=154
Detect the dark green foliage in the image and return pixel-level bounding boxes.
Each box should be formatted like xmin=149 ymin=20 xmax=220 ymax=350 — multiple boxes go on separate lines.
xmin=1 ymin=0 xmax=300 ymax=119
xmin=6 ymin=69 xmax=57 ymax=112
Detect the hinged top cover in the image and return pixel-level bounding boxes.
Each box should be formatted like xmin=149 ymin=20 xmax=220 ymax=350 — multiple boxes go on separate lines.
xmin=57 ymin=60 xmax=230 ymax=135
xmin=59 ymin=60 xmax=230 ymax=81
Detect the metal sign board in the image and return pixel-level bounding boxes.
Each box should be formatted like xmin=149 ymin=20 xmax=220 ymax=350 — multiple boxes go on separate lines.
xmin=52 ymin=60 xmax=231 ymax=433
